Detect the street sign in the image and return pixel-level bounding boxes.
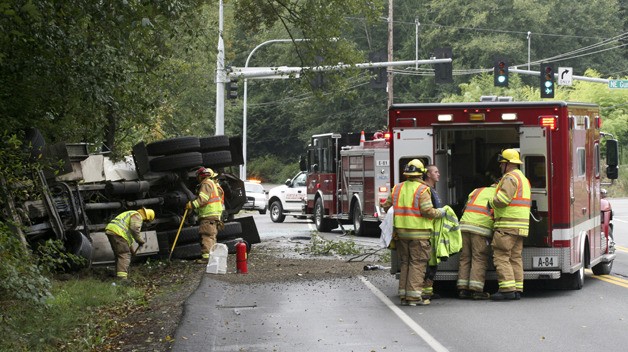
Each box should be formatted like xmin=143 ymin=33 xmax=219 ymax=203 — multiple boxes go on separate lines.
xmin=558 ymin=67 xmax=572 ymax=86
xmin=609 ymin=80 xmax=628 ymax=89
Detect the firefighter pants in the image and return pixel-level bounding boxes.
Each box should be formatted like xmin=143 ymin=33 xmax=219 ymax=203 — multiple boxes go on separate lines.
xmin=199 ymin=217 xmax=219 ymax=259
xmin=457 ymin=231 xmax=491 ymax=292
xmin=397 ymin=238 xmax=431 ymax=301
xmin=491 ymin=229 xmax=524 ymax=293
xmin=106 ymin=231 xmax=131 ymax=279
xmin=423 ymin=265 xmax=437 ymax=297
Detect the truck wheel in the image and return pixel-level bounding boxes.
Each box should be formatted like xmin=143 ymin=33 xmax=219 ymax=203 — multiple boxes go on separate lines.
xmin=592 ymin=260 xmax=613 ymax=275
xmin=352 ymin=202 xmax=365 ymax=237
xmin=149 ymin=152 xmax=203 ymax=172
xmin=165 ymin=226 xmax=200 ymax=245
xmin=560 ymin=266 xmax=584 ymax=290
xmin=217 ymin=222 xmax=242 ymax=240
xmin=270 ymin=200 xmax=285 ymax=223
xmin=200 ymin=135 xmax=230 ymax=151
xmin=315 ymin=197 xmax=334 ymax=232
xmin=146 ymin=136 xmax=200 ymax=156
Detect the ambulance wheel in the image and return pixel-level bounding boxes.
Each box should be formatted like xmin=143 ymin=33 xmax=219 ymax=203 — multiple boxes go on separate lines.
xmin=560 ymin=265 xmax=584 ymax=290
xmin=352 ymin=202 xmax=365 ymax=237
xmin=315 ymin=197 xmax=334 ymax=232
xmin=592 ymin=260 xmax=613 ymax=275
xmin=269 ymin=201 xmax=285 ymax=223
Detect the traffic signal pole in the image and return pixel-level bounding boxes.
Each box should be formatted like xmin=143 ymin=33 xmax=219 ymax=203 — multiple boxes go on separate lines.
xmin=509 ymin=68 xmax=610 ymax=84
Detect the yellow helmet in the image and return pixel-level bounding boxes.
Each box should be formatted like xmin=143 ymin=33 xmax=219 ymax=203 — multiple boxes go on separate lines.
xmin=498 ymin=149 xmax=522 ymax=164
xmin=403 ymin=159 xmax=425 ymax=176
xmin=138 ymin=207 xmax=155 ymax=221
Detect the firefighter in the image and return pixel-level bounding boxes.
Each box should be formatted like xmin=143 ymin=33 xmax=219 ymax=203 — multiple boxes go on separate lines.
xmin=489 ymin=149 xmax=531 ymax=301
xmin=105 ymin=207 xmax=154 ymax=280
xmin=186 ymin=167 xmax=224 ymax=264
xmin=422 ymin=164 xmax=443 ymax=300
xmin=382 ymin=159 xmax=445 ymax=306
xmin=457 ymin=185 xmax=497 ymax=300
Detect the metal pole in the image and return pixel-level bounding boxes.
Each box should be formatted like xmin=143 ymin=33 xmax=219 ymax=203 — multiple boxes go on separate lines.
xmin=387 ymin=0 xmax=394 ymax=108
xmin=527 ymin=31 xmax=531 ymax=71
xmin=241 ymin=39 xmax=307 ymax=179
xmin=415 ymin=18 xmax=419 ymax=70
xmin=215 ymin=0 xmax=225 ymax=135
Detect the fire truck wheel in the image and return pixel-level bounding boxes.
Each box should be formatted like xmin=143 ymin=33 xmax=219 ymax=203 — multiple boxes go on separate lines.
xmin=217 ymin=222 xmax=243 ymax=240
xmin=560 ymin=266 xmax=585 ymax=290
xmin=146 ymin=136 xmax=200 ymax=156
xmin=149 ymin=152 xmax=203 ymax=172
xmin=352 ymin=202 xmax=365 ymax=237
xmin=200 ymin=135 xmax=230 ymax=152
xmin=315 ymin=197 xmax=335 ymax=232
xmin=164 ymin=226 xmax=200 ymax=245
xmin=269 ymin=200 xmax=286 ymax=223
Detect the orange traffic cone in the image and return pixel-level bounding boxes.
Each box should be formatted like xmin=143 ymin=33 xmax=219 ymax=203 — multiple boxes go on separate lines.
xmin=360 ymin=130 xmax=365 ymax=146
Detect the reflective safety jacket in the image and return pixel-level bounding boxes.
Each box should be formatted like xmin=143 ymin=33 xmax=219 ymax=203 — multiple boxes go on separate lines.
xmin=105 ymin=210 xmax=143 ymax=246
xmin=192 ymin=177 xmax=224 ymax=219
xmin=460 ymin=186 xmax=497 ymax=237
xmin=390 ymin=179 xmax=441 ymax=240
xmin=490 ymin=169 xmax=531 ymax=236
xmin=430 ymin=205 xmax=462 ymax=265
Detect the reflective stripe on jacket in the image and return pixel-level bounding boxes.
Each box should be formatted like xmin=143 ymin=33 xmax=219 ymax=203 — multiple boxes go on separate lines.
xmin=492 ymin=169 xmax=531 ymax=235
xmin=391 ymin=180 xmax=433 ymax=240
xmin=460 ymin=186 xmax=497 ymax=237
xmin=105 ymin=210 xmax=142 ymax=246
xmin=193 ymin=178 xmax=223 ymax=218
xmin=430 ymin=205 xmax=462 ymax=265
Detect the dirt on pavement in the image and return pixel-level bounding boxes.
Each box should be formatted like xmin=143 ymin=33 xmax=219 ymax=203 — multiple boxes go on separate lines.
xmin=94 ymin=236 xmax=387 ymax=351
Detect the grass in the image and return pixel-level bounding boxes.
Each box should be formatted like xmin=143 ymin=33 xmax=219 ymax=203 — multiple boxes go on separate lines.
xmin=2 ymin=275 xmax=145 ymax=352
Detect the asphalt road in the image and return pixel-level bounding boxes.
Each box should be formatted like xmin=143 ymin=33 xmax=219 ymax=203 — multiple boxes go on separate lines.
xmin=173 ymin=198 xmax=628 ymax=352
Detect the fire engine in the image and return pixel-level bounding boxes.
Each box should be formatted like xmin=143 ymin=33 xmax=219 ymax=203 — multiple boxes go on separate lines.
xmin=388 ymin=99 xmax=619 ymax=289
xmin=302 ymin=131 xmax=390 ymax=236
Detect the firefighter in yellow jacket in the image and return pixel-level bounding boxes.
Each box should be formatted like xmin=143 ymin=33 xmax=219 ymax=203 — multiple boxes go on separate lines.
xmin=382 ymin=159 xmax=445 ymax=306
xmin=105 ymin=207 xmax=154 ymax=279
xmin=186 ymin=167 xmax=224 ymax=263
xmin=457 ymin=185 xmax=496 ymax=300
xmin=489 ymin=149 xmax=531 ymax=301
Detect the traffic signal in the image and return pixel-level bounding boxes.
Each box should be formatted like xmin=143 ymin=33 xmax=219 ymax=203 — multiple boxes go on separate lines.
xmin=540 ymin=63 xmax=555 ymax=98
xmin=493 ymin=59 xmax=509 ymax=87
xmin=227 ymin=79 xmax=238 ymax=99
xmin=434 ymin=47 xmax=453 ymax=84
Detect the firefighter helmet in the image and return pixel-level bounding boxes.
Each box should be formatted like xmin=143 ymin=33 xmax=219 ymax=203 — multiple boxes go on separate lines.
xmin=138 ymin=207 xmax=155 ymax=221
xmin=196 ymin=166 xmax=217 ymax=179
xmin=403 ymin=159 xmax=425 ymax=176
xmin=498 ymin=149 xmax=523 ymax=164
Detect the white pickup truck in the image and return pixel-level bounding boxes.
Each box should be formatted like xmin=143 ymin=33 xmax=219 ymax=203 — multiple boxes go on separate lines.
xmin=267 ymin=171 xmax=308 ymax=222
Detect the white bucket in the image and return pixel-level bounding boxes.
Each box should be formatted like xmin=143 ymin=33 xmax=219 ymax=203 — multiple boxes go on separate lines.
xmin=206 ymin=243 xmax=228 ymax=274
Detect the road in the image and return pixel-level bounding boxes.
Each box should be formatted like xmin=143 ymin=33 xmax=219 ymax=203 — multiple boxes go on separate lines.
xmin=173 ymin=198 xmax=628 ymax=352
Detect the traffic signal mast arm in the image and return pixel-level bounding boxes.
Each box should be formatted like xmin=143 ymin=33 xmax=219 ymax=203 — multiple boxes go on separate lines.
xmin=509 ymin=67 xmax=610 ymax=84
xmin=228 ymin=58 xmax=452 ymax=80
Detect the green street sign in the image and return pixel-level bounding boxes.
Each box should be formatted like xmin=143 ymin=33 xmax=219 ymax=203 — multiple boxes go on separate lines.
xmin=608 ymin=80 xmax=628 ymax=89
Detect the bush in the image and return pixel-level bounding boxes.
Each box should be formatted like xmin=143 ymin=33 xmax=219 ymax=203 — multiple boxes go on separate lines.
xmin=247 ymin=155 xmax=301 ymax=184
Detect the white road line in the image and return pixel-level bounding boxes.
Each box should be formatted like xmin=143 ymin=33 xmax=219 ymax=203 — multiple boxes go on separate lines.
xmin=359 ymin=276 xmax=449 ymax=352
xmin=613 ymin=218 xmax=628 ymax=224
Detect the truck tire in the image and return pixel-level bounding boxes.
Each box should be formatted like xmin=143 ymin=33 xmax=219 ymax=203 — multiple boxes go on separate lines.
xmin=165 ymin=226 xmax=200 ymax=245
xmin=200 ymin=135 xmax=230 ymax=151
xmin=170 ymin=243 xmax=202 ymax=260
xmin=592 ymin=260 xmax=613 ymax=275
xmin=217 ymin=222 xmax=242 ymax=240
xmin=315 ymin=197 xmax=335 ymax=232
xmin=269 ymin=200 xmax=286 ymax=223
xmin=149 ymin=152 xmax=203 ymax=172
xmin=202 ymin=150 xmax=232 ymax=168
xmin=146 ymin=137 xmax=200 ymax=156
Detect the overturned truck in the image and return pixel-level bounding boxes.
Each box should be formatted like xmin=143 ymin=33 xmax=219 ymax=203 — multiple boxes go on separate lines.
xmin=13 ymin=130 xmax=260 ymax=266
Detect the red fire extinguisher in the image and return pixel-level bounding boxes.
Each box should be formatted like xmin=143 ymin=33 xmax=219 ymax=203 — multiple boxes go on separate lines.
xmin=236 ymin=241 xmax=248 ymax=274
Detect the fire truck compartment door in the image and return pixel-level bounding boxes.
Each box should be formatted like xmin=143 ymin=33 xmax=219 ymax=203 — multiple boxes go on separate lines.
xmin=520 ymin=126 xmax=548 ymax=212
xmin=392 ymin=128 xmax=433 ymax=184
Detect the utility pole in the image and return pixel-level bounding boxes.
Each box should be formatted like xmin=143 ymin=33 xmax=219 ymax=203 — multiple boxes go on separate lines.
xmin=215 ymin=0 xmax=226 ymax=135
xmin=387 ymin=0 xmax=394 ymax=108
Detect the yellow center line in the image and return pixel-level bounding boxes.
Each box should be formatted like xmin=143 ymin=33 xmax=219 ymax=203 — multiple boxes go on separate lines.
xmin=587 ymin=269 xmax=628 ymax=288
xmin=615 ymin=245 xmax=628 ymax=252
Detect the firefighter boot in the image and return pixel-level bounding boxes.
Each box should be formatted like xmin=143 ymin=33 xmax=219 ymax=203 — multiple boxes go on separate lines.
xmin=490 ymin=291 xmax=517 ymax=301
xmin=472 ymin=291 xmax=490 ymax=300
xmin=409 ymin=298 xmax=430 ymax=306
xmin=458 ymin=289 xmax=472 ymax=299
